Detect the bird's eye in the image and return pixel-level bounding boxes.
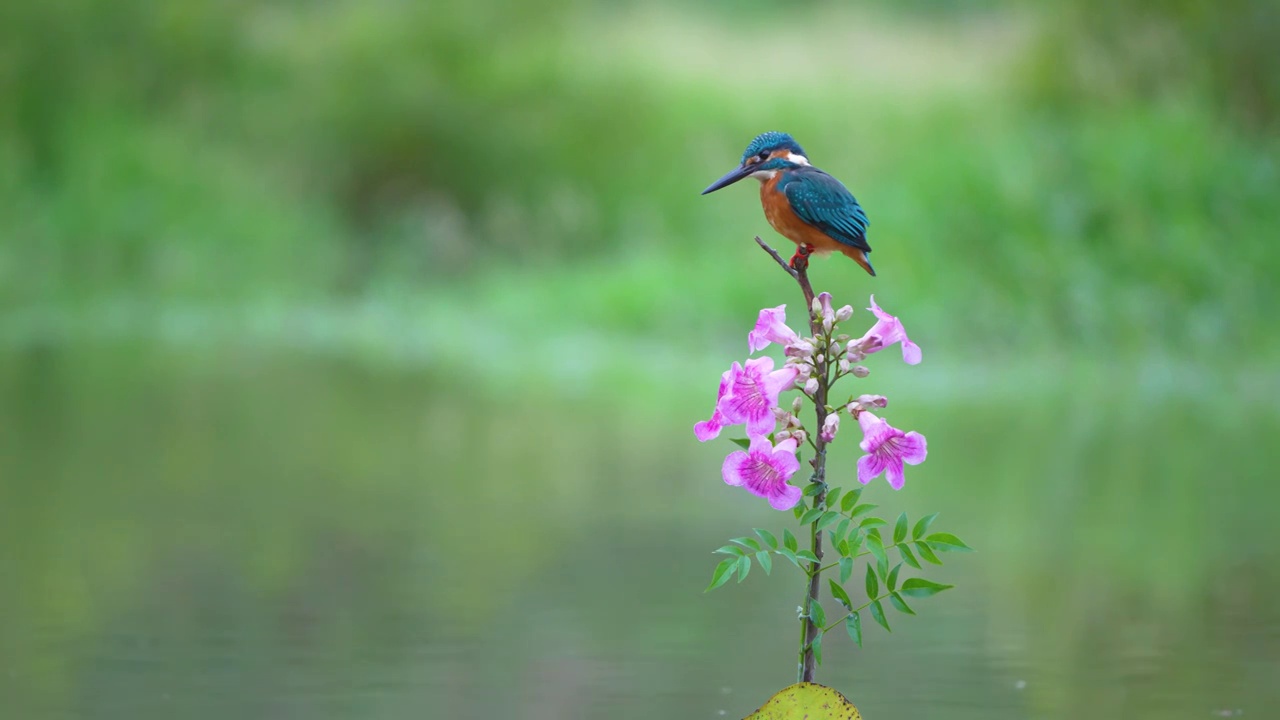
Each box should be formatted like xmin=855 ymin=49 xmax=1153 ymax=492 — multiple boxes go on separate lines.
xmin=756 ymin=153 xmax=769 ymax=164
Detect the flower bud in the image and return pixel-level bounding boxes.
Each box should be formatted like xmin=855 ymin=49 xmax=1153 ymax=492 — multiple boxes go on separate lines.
xmin=835 ymin=305 xmax=853 ymax=322
xmin=788 ymin=414 xmax=803 ymax=428
xmin=775 ymin=430 xmax=792 ymax=442
xmin=838 ymin=358 xmax=851 ymax=373
xmin=811 ymin=297 xmax=823 ymax=315
xmin=804 ymin=377 xmax=819 ymax=395
xmin=792 ymin=429 xmax=807 ymax=445
xmin=791 ymin=397 xmax=803 ymax=414
xmin=852 ymin=365 xmax=870 ymax=378
xmin=816 ymin=353 xmax=825 ymax=364
xmin=835 ymin=334 xmax=850 ymax=343
xmin=773 ymin=406 xmax=791 ymax=420
xmin=786 ymin=339 xmax=816 ymax=358
xmin=856 ymin=394 xmax=888 ymax=408
xmin=820 ymin=413 xmax=840 ymax=443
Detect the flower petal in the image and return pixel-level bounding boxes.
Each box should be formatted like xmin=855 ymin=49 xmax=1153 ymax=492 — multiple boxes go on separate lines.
xmin=763 ymin=365 xmax=801 ymax=398
xmin=771 ymin=438 xmax=800 ymax=475
xmin=856 ymin=453 xmax=885 ymax=485
xmin=694 ymin=413 xmax=725 ymax=441
xmin=900 ymin=431 xmax=928 ymax=465
xmin=767 ymin=483 xmax=803 ymax=511
xmin=901 ymin=339 xmax=922 ymax=365
xmin=884 ymin=460 xmax=906 ymax=490
xmin=722 ymin=451 xmax=749 ymax=486
xmin=748 ymin=305 xmax=800 ymax=353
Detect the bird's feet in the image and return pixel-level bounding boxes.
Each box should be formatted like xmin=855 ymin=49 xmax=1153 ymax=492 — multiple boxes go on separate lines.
xmin=789 ymin=244 xmax=814 ymax=272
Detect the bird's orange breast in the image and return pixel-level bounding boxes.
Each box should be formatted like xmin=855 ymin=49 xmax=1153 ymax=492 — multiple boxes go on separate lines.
xmin=759 ymin=175 xmax=845 ymax=256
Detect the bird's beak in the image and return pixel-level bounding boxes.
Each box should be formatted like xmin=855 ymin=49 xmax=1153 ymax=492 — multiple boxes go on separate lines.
xmin=701 ymin=163 xmax=753 ymax=195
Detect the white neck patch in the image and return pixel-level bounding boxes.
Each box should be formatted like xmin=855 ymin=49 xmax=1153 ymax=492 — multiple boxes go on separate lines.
xmin=752 ymin=169 xmax=777 ymax=180
xmin=786 ymin=153 xmax=810 ymax=166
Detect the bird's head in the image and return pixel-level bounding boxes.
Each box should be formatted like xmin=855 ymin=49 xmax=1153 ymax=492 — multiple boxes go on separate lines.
xmin=701 ymin=131 xmax=810 ymax=195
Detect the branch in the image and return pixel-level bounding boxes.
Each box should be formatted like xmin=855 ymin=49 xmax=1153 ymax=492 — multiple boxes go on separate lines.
xmin=754 ymin=236 xmax=799 ymax=280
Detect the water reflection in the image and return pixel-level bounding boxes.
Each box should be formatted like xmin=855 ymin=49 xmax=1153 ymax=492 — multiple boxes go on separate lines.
xmin=1 ymin=344 xmax=1275 ymax=719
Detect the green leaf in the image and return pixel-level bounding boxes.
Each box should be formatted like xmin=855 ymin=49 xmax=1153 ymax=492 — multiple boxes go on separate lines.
xmin=796 ymin=549 xmax=821 ymax=564
xmin=840 ymin=488 xmax=861 ymax=513
xmin=912 ymin=512 xmax=939 ymax=540
xmin=899 ymin=543 xmax=922 ymax=570
xmin=846 ymin=611 xmax=863 ymax=646
xmin=810 ymin=634 xmax=823 ymax=666
xmin=866 ymin=533 xmax=888 ymax=572
xmin=837 ymin=539 xmax=852 ymax=557
xmin=736 ymin=555 xmax=751 ymax=582
xmin=799 ymin=508 xmax=824 ymax=525
xmin=705 ymin=558 xmax=736 ymax=592
xmin=803 ymin=482 xmax=824 ymax=497
xmin=777 ymin=547 xmax=802 ymax=568
xmin=729 ymin=438 xmax=751 ymax=450
xmin=890 ymin=591 xmax=917 ymax=615
xmin=816 ymin=511 xmax=841 ymax=532
xmin=732 ymin=536 xmax=763 ymax=552
xmin=869 ymin=599 xmax=891 ymax=632
xmin=810 ymin=601 xmax=827 ymax=628
xmin=784 ymin=529 xmax=799 ymax=552
xmin=865 ymin=563 xmax=879 ymax=599
xmin=834 ymin=518 xmax=851 ymax=543
xmin=828 ymin=579 xmax=853 ymax=609
xmin=755 ymin=551 xmax=772 ymax=575
xmin=754 ymin=528 xmax=778 ymax=550
xmin=858 ymin=516 xmax=887 ymax=529
xmin=893 ymin=512 xmax=909 ymax=544
xmin=826 ymin=487 xmax=842 ymax=510
xmin=839 ymin=556 xmax=854 ymax=584
xmin=915 ymin=541 xmax=943 ymax=565
xmin=714 ymin=545 xmax=745 ymax=556
xmin=849 ymin=503 xmax=879 ymax=518
xmin=900 ymin=578 xmax=955 ymax=597
xmin=887 ymin=562 xmax=903 ymax=592
xmin=792 ymin=504 xmax=805 ymax=521
xmin=926 ymin=532 xmax=974 ymax=553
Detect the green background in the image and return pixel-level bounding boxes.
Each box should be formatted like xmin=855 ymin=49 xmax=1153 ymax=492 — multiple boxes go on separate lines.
xmin=1 ymin=1 xmax=1276 ymax=718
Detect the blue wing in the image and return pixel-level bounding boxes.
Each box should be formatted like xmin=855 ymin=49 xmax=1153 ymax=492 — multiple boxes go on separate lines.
xmin=780 ymin=169 xmax=871 ymax=252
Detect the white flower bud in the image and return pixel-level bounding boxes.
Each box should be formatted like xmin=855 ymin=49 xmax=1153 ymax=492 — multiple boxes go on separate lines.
xmin=811 ymin=297 xmax=823 ymax=315
xmin=775 ymin=430 xmax=792 ymax=442
xmin=838 ymin=358 xmax=851 ymax=373
xmin=852 ymin=365 xmax=870 ymax=378
xmin=791 ymin=397 xmax=803 ymax=414
xmin=835 ymin=305 xmax=853 ymax=322
xmin=804 ymin=377 xmax=819 ymax=395
xmin=816 ymin=353 xmax=825 ymax=364
xmin=792 ymin=429 xmax=807 ymax=444
xmin=857 ymin=394 xmax=888 ymax=408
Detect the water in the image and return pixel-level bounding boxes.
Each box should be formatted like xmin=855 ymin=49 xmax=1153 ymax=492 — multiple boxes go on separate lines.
xmin=1 ymin=342 xmax=1277 ymax=719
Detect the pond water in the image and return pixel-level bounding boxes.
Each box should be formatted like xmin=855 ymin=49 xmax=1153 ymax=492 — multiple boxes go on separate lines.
xmin=1 ymin=342 xmax=1276 ymax=719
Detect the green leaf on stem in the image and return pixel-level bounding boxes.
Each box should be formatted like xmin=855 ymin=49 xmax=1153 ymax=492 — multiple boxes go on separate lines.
xmin=799 ymin=508 xmax=823 ymax=525
xmin=810 ymin=634 xmax=823 ymax=666
xmin=792 ymin=504 xmax=805 ymax=521
xmin=858 ymin=516 xmax=887 ymax=530
xmin=890 ymin=592 xmax=916 ymax=615
xmin=899 ymin=543 xmax=922 ymax=570
xmin=840 ymin=489 xmax=861 ymax=513
xmin=736 ymin=555 xmax=751 ymax=582
xmin=846 ymin=611 xmax=863 ymax=646
xmin=915 ymin=541 xmax=943 ymax=565
xmin=887 ymin=562 xmax=903 ymax=592
xmin=706 ymin=558 xmax=736 ymax=592
xmin=777 ymin=547 xmax=801 ymax=568
xmin=810 ymin=601 xmax=827 ymax=628
xmin=926 ymin=532 xmax=974 ymax=553
xmin=912 ymin=512 xmax=940 ymax=540
xmin=829 ymin=579 xmax=853 ymax=609
xmin=803 ymin=482 xmax=824 ymax=498
xmin=849 ymin=503 xmax=879 ymax=518
xmin=826 ymin=486 xmax=842 ymax=509
xmin=796 ymin=549 xmax=821 ymax=564
xmin=784 ymin=529 xmax=799 ymax=552
xmin=869 ymin=599 xmax=891 ymax=632
xmin=732 ymin=537 xmax=762 ymax=552
xmin=755 ymin=551 xmax=772 ymax=575
xmin=866 ymin=532 xmax=888 ymax=575
xmin=816 ymin=512 xmax=841 ymax=532
xmin=730 ymin=438 xmax=751 ymax=450
xmin=893 ymin=512 xmax=909 ymax=544
xmin=754 ymin=528 xmax=778 ymax=550
xmin=834 ymin=518 xmax=851 ymax=543
xmin=714 ymin=545 xmax=745 ymax=556
xmin=839 ymin=556 xmax=854 ymax=584
xmin=865 ymin=563 xmax=879 ymax=599
xmin=836 ymin=539 xmax=852 ymax=558
xmin=900 ymin=578 xmax=955 ymax=597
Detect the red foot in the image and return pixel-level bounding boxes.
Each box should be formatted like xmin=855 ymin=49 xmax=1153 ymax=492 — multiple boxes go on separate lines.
xmin=789 ymin=244 xmax=814 ymax=272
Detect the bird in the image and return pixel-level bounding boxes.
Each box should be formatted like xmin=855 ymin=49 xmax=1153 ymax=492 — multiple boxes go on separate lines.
xmin=701 ymin=131 xmax=874 ymax=276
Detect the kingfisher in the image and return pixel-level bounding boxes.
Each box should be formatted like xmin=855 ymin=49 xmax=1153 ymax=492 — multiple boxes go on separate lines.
xmin=701 ymin=131 xmax=874 ymax=276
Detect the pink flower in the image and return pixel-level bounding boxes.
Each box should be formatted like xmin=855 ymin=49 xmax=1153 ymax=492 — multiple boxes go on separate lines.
xmin=820 ymin=413 xmax=840 ymax=443
xmin=723 ymin=436 xmax=803 ymax=510
xmin=694 ymin=369 xmax=732 ymax=441
xmin=748 ymin=305 xmax=801 ymax=353
xmin=855 ymin=412 xmax=927 ymax=490
xmin=851 ymin=295 xmax=921 ymax=365
xmin=817 ymin=292 xmax=835 ymax=332
xmin=693 ymin=357 xmax=799 ymax=441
